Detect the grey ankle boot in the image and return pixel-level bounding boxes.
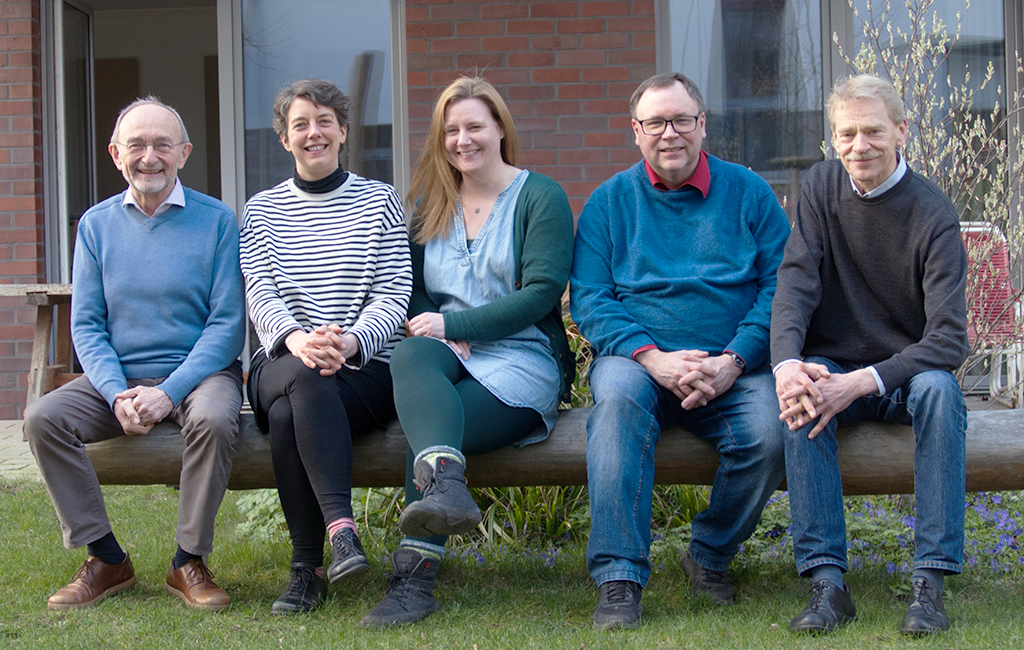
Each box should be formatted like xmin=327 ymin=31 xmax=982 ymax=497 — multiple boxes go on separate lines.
xmin=359 ymin=547 xmax=441 ymax=628
xmin=398 ymin=446 xmax=482 ymax=537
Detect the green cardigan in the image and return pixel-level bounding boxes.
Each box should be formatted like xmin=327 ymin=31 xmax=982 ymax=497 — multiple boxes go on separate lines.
xmin=408 ymin=171 xmax=576 ymax=403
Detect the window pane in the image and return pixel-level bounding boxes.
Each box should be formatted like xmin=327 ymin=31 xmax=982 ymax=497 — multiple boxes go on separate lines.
xmin=241 ymin=0 xmax=393 ymax=199
xmin=669 ymin=0 xmax=823 ymax=217
xmin=851 ymin=0 xmax=1005 ymax=117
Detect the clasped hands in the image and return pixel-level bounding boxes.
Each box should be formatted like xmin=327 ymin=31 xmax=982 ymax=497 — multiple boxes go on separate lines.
xmin=286 ymin=324 xmax=360 ymax=376
xmin=113 ymin=385 xmax=172 ymax=436
xmin=775 ymin=362 xmax=877 ymax=439
xmin=407 ymin=312 xmax=470 ymax=360
xmin=636 ymin=349 xmax=741 ymax=410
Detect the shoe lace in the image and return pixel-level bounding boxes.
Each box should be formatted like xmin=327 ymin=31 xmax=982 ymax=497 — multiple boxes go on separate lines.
xmin=695 ymin=569 xmax=728 ymax=589
xmin=803 ymin=581 xmax=828 ymax=612
xmin=184 ymin=560 xmax=215 ymax=583
xmin=282 ymin=566 xmax=316 ymax=599
xmin=909 ymin=579 xmax=938 ymax=612
xmin=383 ymin=573 xmax=415 ymax=603
xmin=602 ymin=581 xmax=636 ymax=606
xmin=71 ymin=560 xmax=97 ymax=584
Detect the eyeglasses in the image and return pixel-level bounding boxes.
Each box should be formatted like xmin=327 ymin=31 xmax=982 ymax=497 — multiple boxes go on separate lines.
xmin=114 ymin=141 xmax=186 ymax=156
xmin=636 ymin=115 xmax=702 ymax=136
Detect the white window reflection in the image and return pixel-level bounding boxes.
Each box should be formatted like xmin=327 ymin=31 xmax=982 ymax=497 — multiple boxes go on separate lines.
xmin=242 ymin=0 xmax=393 ymax=199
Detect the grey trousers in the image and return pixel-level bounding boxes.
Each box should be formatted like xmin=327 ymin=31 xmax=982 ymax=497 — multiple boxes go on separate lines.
xmin=23 ymin=365 xmax=243 ymax=556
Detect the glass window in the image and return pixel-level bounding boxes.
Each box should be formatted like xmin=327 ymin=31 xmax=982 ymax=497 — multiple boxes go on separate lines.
xmin=241 ymin=0 xmax=394 ymax=199
xmin=667 ymin=0 xmax=824 ymax=218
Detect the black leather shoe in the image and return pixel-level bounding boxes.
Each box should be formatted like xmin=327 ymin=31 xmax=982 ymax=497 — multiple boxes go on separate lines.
xmin=790 ymin=580 xmax=856 ymax=633
xmin=901 ymin=577 xmax=949 ymax=634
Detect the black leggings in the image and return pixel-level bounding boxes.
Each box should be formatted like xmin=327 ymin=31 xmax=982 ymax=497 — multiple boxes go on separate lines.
xmin=254 ymin=353 xmax=393 ymax=566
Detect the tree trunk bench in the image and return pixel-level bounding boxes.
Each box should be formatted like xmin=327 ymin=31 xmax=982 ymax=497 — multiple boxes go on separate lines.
xmin=83 ymin=408 xmax=1024 ymax=495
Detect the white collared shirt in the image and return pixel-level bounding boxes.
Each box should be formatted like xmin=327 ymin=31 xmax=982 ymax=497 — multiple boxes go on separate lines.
xmin=122 ymin=178 xmax=186 ymax=217
xmin=850 ymin=153 xmax=907 ymax=199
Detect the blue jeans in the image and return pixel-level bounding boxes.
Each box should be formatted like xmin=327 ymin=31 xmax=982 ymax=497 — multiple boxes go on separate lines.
xmin=784 ymin=357 xmax=967 ymax=576
xmin=585 ymin=356 xmax=785 ymax=587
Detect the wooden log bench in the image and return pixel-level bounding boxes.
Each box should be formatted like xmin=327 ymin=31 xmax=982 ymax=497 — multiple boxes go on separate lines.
xmin=84 ymin=408 xmax=1024 ymax=495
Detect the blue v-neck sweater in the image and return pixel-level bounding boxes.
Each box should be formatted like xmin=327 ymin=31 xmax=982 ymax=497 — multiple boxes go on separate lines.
xmin=71 ymin=188 xmax=245 ymax=406
xmin=571 ymin=157 xmax=790 ymax=370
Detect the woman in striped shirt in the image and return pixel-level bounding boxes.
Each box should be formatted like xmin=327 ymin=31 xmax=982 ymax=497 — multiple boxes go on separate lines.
xmin=240 ymin=78 xmax=411 ymax=615
xmin=360 ymin=76 xmax=575 ymax=628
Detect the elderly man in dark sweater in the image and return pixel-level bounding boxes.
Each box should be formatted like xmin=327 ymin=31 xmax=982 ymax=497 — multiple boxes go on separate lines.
xmin=771 ymin=74 xmax=969 ymax=636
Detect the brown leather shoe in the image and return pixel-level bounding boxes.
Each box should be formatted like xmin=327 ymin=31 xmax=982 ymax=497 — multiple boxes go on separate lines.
xmin=164 ymin=559 xmax=231 ymax=612
xmin=47 ymin=554 xmax=136 ymax=611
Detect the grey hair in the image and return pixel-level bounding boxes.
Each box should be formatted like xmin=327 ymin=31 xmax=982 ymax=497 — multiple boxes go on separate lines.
xmin=826 ymin=74 xmax=906 ymax=127
xmin=110 ymin=96 xmax=190 ymax=144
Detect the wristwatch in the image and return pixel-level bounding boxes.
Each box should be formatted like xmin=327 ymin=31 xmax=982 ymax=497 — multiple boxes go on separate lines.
xmin=725 ymin=351 xmax=746 ymax=373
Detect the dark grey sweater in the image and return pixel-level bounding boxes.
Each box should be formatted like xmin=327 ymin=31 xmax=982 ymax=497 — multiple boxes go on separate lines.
xmin=770 ymin=159 xmax=969 ymax=391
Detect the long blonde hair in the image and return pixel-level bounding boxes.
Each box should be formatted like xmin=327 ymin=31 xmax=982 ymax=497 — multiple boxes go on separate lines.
xmin=408 ymin=76 xmax=519 ymax=244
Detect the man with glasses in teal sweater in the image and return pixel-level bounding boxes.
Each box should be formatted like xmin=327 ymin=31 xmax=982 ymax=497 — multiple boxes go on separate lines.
xmin=571 ymin=72 xmax=790 ymax=630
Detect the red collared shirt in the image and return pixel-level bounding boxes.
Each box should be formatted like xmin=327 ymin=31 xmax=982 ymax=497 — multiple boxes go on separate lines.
xmin=643 ymin=149 xmax=710 ymax=197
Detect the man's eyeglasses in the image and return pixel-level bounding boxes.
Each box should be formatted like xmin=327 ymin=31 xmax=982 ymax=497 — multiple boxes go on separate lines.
xmin=114 ymin=141 xmax=186 ymax=155
xmin=635 ymin=115 xmax=702 ymax=136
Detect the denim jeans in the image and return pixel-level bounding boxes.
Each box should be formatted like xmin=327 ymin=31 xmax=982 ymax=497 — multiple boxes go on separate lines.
xmin=784 ymin=357 xmax=967 ymax=576
xmin=585 ymin=356 xmax=785 ymax=587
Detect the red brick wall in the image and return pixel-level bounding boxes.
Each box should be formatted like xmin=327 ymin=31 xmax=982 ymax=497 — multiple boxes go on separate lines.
xmin=405 ymin=0 xmax=656 ymax=215
xmin=0 ymin=0 xmax=45 ymax=418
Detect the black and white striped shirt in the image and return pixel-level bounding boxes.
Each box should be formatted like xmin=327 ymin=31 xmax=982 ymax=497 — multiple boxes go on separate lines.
xmin=240 ymin=173 xmax=412 ymax=366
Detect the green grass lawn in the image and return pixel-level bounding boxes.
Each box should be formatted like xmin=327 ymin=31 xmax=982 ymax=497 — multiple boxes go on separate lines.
xmin=2 ymin=480 xmax=1022 ymax=649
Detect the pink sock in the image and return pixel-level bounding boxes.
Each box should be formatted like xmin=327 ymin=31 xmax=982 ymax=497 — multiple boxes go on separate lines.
xmin=314 ymin=566 xmax=325 ymax=578
xmin=327 ymin=517 xmax=357 ymax=541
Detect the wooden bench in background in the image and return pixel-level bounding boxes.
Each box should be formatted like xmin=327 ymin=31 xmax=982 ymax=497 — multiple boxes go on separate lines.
xmin=0 ymin=284 xmax=76 ymax=406
xmin=85 ymin=408 xmax=1024 ymax=495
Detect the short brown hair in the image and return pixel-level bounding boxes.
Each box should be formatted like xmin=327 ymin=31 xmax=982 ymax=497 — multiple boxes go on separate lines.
xmin=629 ymin=72 xmax=705 ymax=119
xmin=272 ymin=78 xmax=351 ymax=141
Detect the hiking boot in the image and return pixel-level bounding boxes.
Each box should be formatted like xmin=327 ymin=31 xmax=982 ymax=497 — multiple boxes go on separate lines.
xmin=359 ymin=547 xmax=441 ymax=628
xmin=790 ymin=579 xmax=856 ymax=633
xmin=593 ymin=580 xmax=643 ymax=630
xmin=901 ymin=577 xmax=949 ymax=634
xmin=399 ymin=447 xmax=481 ymax=537
xmin=271 ymin=563 xmax=328 ymax=614
xmin=326 ymin=528 xmax=370 ymax=583
xmin=682 ymin=549 xmax=735 ymax=605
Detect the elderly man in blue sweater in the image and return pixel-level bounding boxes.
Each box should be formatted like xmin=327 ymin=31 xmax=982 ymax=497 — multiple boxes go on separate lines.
xmin=24 ymin=98 xmax=245 ymax=612
xmin=571 ymin=72 xmax=790 ymax=630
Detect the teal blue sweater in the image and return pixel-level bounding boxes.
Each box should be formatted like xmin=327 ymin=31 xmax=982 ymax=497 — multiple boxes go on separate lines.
xmin=571 ymin=157 xmax=790 ymax=370
xmin=72 ymin=188 xmax=246 ymax=406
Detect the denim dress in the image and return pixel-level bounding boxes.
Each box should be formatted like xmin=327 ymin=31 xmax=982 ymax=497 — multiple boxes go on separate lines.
xmin=422 ymin=170 xmax=560 ymax=441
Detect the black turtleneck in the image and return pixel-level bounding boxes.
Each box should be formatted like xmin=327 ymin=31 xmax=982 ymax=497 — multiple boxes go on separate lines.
xmin=293 ymin=165 xmax=347 ymax=194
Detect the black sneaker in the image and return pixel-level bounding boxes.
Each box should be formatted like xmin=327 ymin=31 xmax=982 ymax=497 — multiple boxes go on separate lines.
xmin=593 ymin=580 xmax=643 ymax=630
xmin=790 ymin=579 xmax=856 ymax=633
xmin=359 ymin=548 xmax=441 ymax=628
xmin=682 ymin=550 xmax=735 ymax=605
xmin=901 ymin=577 xmax=949 ymax=634
xmin=326 ymin=528 xmax=370 ymax=583
xmin=271 ymin=563 xmax=327 ymax=614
